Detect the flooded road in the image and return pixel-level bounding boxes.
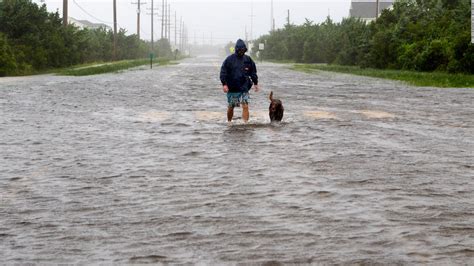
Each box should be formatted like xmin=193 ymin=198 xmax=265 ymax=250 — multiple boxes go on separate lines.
xmin=1 ymin=56 xmax=473 ymax=264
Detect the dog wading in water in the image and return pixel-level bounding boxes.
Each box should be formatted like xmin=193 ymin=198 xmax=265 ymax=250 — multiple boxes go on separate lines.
xmin=220 ymin=39 xmax=259 ymax=122
xmin=269 ymin=91 xmax=284 ymax=122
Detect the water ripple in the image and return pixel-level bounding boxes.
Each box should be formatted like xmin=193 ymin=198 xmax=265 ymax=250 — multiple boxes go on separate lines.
xmin=0 ymin=56 xmax=473 ymax=264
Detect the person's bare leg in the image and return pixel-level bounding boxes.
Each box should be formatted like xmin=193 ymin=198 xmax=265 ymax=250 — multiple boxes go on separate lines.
xmin=227 ymin=106 xmax=234 ymax=122
xmin=242 ymin=104 xmax=249 ymax=122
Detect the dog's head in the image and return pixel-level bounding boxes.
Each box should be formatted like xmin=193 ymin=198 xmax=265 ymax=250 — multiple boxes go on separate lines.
xmin=269 ymin=91 xmax=284 ymax=122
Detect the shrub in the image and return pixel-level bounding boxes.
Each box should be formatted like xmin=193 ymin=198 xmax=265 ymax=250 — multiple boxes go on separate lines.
xmin=0 ymin=33 xmax=17 ymax=76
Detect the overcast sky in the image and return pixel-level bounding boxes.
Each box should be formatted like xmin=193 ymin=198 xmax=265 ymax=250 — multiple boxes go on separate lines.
xmin=36 ymin=0 xmax=353 ymax=45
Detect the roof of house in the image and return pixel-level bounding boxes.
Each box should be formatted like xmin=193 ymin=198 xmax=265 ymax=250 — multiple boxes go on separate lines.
xmin=77 ymin=19 xmax=111 ymax=30
xmin=69 ymin=17 xmax=111 ymax=30
xmin=350 ymin=0 xmax=395 ymax=19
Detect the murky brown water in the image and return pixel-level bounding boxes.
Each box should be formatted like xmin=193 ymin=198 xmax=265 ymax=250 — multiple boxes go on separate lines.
xmin=1 ymin=56 xmax=473 ymax=264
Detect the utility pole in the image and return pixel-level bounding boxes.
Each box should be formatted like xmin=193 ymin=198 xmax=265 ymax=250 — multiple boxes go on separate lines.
xmin=174 ymin=11 xmax=177 ymax=47
xmin=179 ymin=20 xmax=184 ymax=54
xmin=132 ymin=0 xmax=146 ymax=40
xmin=179 ymin=17 xmax=183 ymax=51
xmin=270 ymin=0 xmax=275 ymax=32
xmin=63 ymin=0 xmax=68 ymax=26
xmin=249 ymin=1 xmax=255 ymax=42
xmin=245 ymin=25 xmax=248 ymax=43
xmin=185 ymin=26 xmax=188 ymax=54
xmin=376 ymin=0 xmax=379 ymax=18
xmin=164 ymin=0 xmax=168 ymax=39
xmin=151 ymin=0 xmax=154 ymax=51
xmin=168 ymin=3 xmax=171 ymax=41
xmin=151 ymin=0 xmax=154 ymax=68
xmin=113 ymin=0 xmax=117 ymax=61
xmin=286 ymin=9 xmax=290 ymax=27
xmin=161 ymin=0 xmax=165 ymax=39
xmin=181 ymin=23 xmax=185 ymax=53
xmin=183 ymin=21 xmax=185 ymax=52
xmin=147 ymin=0 xmax=159 ymax=68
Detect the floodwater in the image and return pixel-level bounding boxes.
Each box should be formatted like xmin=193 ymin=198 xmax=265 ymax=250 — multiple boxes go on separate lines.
xmin=1 ymin=56 xmax=473 ymax=264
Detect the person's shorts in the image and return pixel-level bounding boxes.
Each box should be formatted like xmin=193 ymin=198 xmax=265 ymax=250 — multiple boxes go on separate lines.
xmin=227 ymin=92 xmax=250 ymax=107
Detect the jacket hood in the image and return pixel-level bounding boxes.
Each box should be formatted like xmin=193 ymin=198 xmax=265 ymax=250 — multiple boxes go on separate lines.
xmin=235 ymin=39 xmax=247 ymax=53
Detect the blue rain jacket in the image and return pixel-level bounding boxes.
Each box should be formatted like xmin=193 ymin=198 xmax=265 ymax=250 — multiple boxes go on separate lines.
xmin=220 ymin=39 xmax=258 ymax=93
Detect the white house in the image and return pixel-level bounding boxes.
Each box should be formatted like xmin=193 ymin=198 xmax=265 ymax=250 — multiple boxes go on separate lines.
xmin=69 ymin=17 xmax=112 ymax=31
xmin=349 ymin=0 xmax=395 ymax=22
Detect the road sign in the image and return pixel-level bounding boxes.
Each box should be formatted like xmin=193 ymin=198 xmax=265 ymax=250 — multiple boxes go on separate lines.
xmin=259 ymin=43 xmax=264 ymax=50
xmin=149 ymin=53 xmax=155 ymax=69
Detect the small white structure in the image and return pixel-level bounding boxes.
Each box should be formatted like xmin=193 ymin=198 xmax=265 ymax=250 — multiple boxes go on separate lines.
xmin=69 ymin=17 xmax=112 ymax=31
xmin=349 ymin=0 xmax=395 ymax=22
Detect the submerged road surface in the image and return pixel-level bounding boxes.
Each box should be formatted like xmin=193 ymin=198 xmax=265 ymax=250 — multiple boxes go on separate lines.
xmin=1 ymin=56 xmax=473 ymax=264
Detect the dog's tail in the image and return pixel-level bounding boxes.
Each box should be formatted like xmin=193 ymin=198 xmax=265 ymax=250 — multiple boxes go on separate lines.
xmin=269 ymin=91 xmax=273 ymax=102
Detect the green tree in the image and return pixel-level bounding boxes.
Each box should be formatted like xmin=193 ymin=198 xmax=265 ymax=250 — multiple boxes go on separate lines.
xmin=254 ymin=0 xmax=472 ymax=74
xmin=0 ymin=0 xmax=151 ymax=75
xmin=0 ymin=33 xmax=17 ymax=76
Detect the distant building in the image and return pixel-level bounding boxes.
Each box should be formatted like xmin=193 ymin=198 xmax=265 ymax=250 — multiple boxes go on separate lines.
xmin=349 ymin=0 xmax=395 ymax=22
xmin=69 ymin=17 xmax=112 ymax=31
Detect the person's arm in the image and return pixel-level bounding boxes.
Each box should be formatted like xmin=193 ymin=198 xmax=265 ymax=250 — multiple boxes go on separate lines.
xmin=220 ymin=59 xmax=229 ymax=92
xmin=250 ymin=58 xmax=259 ymax=92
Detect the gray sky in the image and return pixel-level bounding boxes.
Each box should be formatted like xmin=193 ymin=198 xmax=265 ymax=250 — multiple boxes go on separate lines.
xmin=36 ymin=0 xmax=352 ymax=45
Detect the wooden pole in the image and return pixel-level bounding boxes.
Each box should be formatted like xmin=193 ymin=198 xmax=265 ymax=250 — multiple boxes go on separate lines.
xmin=63 ymin=0 xmax=68 ymax=26
xmin=161 ymin=0 xmax=165 ymax=39
xmin=174 ymin=11 xmax=177 ymax=47
xmin=271 ymin=0 xmax=274 ymax=32
xmin=150 ymin=0 xmax=154 ymax=68
xmin=376 ymin=0 xmax=379 ymax=19
xmin=164 ymin=0 xmax=167 ymax=39
xmin=287 ymin=9 xmax=290 ymax=26
xmin=168 ymin=3 xmax=171 ymax=41
xmin=471 ymin=0 xmax=473 ymax=43
xmin=132 ymin=0 xmax=146 ymax=39
xmin=113 ymin=0 xmax=117 ymax=60
xmin=137 ymin=0 xmax=141 ymax=39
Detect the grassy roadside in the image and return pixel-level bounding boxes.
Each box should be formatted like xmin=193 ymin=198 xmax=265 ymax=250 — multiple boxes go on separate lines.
xmin=57 ymin=58 xmax=175 ymax=76
xmin=291 ymin=64 xmax=474 ymax=88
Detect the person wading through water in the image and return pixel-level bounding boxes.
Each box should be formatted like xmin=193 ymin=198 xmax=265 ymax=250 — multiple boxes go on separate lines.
xmin=220 ymin=39 xmax=259 ymax=122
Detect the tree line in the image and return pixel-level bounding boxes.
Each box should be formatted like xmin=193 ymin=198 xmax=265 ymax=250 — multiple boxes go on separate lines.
xmin=252 ymin=0 xmax=473 ymax=74
xmin=0 ymin=0 xmax=174 ymax=76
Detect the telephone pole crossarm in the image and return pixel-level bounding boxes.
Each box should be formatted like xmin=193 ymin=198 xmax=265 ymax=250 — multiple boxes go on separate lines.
xmin=131 ymin=0 xmax=147 ymax=39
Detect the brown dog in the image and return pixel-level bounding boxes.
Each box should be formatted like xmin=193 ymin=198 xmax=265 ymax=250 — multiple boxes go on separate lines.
xmin=269 ymin=91 xmax=284 ymax=122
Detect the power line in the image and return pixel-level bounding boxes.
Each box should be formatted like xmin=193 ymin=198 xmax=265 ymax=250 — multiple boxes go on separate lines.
xmin=73 ymin=0 xmax=144 ymax=41
xmin=72 ymin=0 xmax=113 ymax=25
xmin=70 ymin=0 xmax=186 ymax=45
